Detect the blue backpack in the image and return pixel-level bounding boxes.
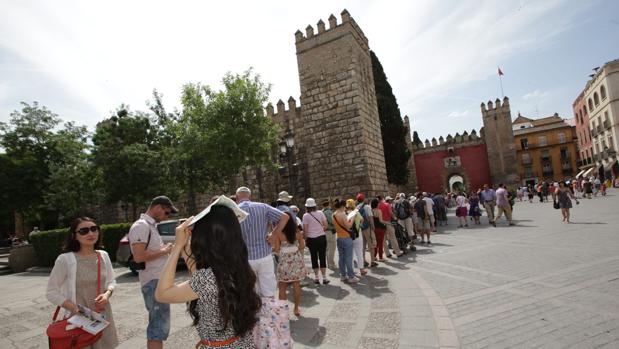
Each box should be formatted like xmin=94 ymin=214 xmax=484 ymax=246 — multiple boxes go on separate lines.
xmin=358 ymin=203 xmax=371 ymax=230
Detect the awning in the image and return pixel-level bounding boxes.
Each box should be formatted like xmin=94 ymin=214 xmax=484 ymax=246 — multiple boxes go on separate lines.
xmin=575 ymin=169 xmax=587 ymax=179
xmin=604 ymin=159 xmax=618 ymax=173
xmin=582 ymin=167 xmax=594 ymax=178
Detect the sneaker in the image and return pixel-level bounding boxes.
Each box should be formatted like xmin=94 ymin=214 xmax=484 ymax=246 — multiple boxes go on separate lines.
xmin=347 ymin=277 xmax=359 ymax=283
xmin=396 ymin=251 xmax=404 ymax=257
xmin=386 ymin=253 xmax=393 ymax=258
xmin=427 ymin=240 xmax=432 ymax=245
xmin=370 ymin=262 xmax=379 ymax=267
xmin=322 ymin=278 xmax=330 ymax=285
xmin=340 ymin=277 xmax=347 ymax=282
xmin=314 ymin=279 xmax=320 ymax=285
xmin=363 ymin=262 xmax=369 ymax=268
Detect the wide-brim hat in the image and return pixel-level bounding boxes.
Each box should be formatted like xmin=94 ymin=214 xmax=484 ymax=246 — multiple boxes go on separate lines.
xmin=188 ymin=195 xmax=248 ymax=226
xmin=385 ymin=196 xmax=393 ymax=201
xmin=278 ymin=191 xmax=293 ymax=202
xmin=305 ymin=198 xmax=317 ymax=207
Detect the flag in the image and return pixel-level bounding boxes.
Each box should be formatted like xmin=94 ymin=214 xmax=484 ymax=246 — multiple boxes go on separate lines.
xmin=498 ymin=67 xmax=504 ymax=76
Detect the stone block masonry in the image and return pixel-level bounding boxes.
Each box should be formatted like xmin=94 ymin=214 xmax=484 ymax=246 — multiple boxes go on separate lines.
xmin=294 ymin=9 xmax=389 ymax=200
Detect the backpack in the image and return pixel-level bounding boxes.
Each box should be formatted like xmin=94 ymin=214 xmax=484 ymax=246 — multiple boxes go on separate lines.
xmin=396 ymin=201 xmax=410 ymax=220
xmin=358 ymin=204 xmax=371 ymax=230
xmin=414 ymin=200 xmax=426 ymax=220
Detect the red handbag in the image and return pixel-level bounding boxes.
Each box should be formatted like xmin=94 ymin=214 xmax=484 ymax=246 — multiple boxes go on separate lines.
xmin=47 ymin=252 xmax=104 ymax=349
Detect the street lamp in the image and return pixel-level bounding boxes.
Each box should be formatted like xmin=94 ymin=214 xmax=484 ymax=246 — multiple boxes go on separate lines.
xmin=278 ymin=129 xmax=296 ymax=198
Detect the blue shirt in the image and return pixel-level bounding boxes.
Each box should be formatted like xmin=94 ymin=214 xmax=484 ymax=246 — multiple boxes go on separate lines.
xmin=276 ymin=204 xmax=296 ymax=219
xmin=238 ymin=199 xmax=285 ymax=260
xmin=481 ymin=189 xmax=496 ymax=202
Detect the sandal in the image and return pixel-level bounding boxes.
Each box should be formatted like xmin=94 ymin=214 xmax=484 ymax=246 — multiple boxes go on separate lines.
xmin=314 ymin=278 xmax=320 ymax=285
xmin=322 ymin=278 xmax=330 ymax=285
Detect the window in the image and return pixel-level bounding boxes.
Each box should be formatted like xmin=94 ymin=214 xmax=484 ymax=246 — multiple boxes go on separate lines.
xmin=594 ymin=92 xmax=599 ymax=106
xmin=522 ymin=153 xmax=531 ymax=164
xmin=520 ymin=138 xmax=529 ymax=149
xmin=541 ymin=149 xmax=550 ymax=158
xmin=601 ymin=85 xmax=607 ymax=100
xmin=558 ymin=132 xmax=566 ymax=143
xmin=583 ymin=104 xmax=587 ymax=114
xmin=538 ymin=135 xmax=547 ymax=146
xmin=560 ymin=147 xmax=568 ymax=159
xmin=609 ymin=136 xmax=614 ymax=150
xmin=588 ymin=98 xmax=593 ymax=111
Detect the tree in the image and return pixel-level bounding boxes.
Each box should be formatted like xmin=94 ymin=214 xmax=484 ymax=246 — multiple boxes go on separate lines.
xmin=161 ymin=69 xmax=279 ymax=213
xmin=0 ymin=102 xmax=62 ymax=234
xmin=92 ymin=106 xmax=169 ymax=220
xmin=43 ymin=122 xmax=100 ymax=225
xmin=370 ymin=51 xmax=411 ymax=185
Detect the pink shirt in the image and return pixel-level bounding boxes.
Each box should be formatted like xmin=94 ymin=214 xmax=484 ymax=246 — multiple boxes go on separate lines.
xmin=302 ymin=211 xmax=327 ymax=238
xmin=496 ymin=188 xmax=509 ymax=207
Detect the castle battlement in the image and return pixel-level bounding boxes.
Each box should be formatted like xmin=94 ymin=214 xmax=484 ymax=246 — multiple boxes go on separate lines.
xmin=295 ymin=9 xmax=369 ymax=53
xmin=266 ymin=97 xmax=301 ymax=118
xmin=413 ymin=129 xmax=483 ymax=152
xmin=481 ymin=96 xmax=510 ymax=113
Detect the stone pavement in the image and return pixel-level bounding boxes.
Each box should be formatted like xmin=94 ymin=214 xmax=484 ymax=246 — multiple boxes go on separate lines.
xmin=1 ymin=190 xmax=618 ymax=348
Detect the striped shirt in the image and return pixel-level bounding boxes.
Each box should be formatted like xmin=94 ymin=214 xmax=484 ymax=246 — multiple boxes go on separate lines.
xmin=238 ymin=199 xmax=285 ymax=260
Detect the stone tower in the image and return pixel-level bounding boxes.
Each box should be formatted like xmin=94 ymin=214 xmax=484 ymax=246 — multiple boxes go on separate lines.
xmin=403 ymin=115 xmax=418 ymax=192
xmin=294 ymin=10 xmax=389 ymax=199
xmin=481 ymin=96 xmax=519 ymax=186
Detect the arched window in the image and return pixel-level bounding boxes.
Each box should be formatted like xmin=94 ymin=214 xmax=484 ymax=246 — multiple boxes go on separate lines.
xmin=594 ymin=92 xmax=599 ymax=106
xmin=588 ymin=98 xmax=594 ymax=111
xmin=600 ymin=85 xmax=607 ymax=100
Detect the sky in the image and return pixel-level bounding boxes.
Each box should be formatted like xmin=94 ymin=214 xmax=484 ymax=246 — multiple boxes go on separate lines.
xmin=1 ymin=0 xmax=618 ymax=142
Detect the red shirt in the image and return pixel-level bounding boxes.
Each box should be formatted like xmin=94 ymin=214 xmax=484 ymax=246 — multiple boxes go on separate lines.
xmin=378 ymin=201 xmax=392 ymax=221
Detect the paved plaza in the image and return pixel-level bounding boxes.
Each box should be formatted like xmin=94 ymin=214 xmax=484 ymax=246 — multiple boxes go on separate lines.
xmin=1 ymin=190 xmax=618 ymax=348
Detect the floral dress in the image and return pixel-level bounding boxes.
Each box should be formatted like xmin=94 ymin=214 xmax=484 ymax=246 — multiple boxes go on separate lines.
xmin=189 ymin=268 xmax=256 ymax=348
xmin=468 ymin=196 xmax=481 ymax=217
xmin=276 ymin=239 xmax=307 ymax=282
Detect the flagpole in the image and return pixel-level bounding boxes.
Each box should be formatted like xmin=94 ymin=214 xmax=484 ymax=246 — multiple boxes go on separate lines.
xmin=498 ymin=66 xmax=504 ymax=98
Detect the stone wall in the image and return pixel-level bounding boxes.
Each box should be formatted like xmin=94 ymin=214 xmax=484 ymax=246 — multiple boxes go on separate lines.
xmin=294 ymin=10 xmax=389 ymax=201
xmin=481 ymin=97 xmax=519 ymax=186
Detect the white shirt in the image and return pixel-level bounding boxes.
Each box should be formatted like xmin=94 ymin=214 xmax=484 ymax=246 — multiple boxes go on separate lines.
xmin=456 ymin=195 xmax=467 ymax=207
xmin=46 ymin=251 xmax=116 ymax=319
xmin=128 ymin=213 xmax=168 ymax=286
xmin=423 ymin=197 xmax=435 ymax=215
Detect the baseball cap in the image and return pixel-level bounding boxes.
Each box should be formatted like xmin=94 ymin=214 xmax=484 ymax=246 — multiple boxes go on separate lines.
xmin=150 ymin=196 xmax=178 ymax=214
xmin=356 ymin=193 xmax=365 ymax=201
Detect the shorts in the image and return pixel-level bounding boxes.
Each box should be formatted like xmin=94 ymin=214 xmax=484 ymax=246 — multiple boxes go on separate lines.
xmin=249 ymin=255 xmax=277 ymax=297
xmin=417 ymin=217 xmax=430 ymax=230
xmin=141 ymin=279 xmax=171 ymax=341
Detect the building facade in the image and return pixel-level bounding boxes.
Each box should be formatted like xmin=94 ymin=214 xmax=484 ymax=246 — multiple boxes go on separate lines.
xmin=572 ymin=91 xmax=593 ymax=170
xmin=512 ymin=113 xmax=578 ymax=186
xmin=581 ymin=59 xmax=619 ymax=180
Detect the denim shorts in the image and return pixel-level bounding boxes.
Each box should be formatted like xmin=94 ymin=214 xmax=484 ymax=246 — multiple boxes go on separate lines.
xmin=141 ymin=279 xmax=171 ymax=341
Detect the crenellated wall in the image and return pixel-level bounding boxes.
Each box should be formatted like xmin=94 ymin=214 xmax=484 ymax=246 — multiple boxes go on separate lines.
xmin=413 ymin=129 xmax=484 ymax=153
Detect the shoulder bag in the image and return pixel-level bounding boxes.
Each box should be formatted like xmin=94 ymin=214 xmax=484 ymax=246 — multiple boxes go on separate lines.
xmin=47 ymin=252 xmax=103 ymax=349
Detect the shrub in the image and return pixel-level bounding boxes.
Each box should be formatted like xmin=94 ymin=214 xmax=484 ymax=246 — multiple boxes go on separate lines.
xmin=30 ymin=223 xmax=132 ymax=267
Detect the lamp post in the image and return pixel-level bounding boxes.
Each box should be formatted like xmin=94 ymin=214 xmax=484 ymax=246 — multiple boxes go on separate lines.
xmin=278 ymin=129 xmax=296 ymax=197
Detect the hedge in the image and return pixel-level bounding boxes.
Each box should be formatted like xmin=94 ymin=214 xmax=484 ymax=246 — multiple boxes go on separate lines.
xmin=30 ymin=223 xmax=131 ymax=267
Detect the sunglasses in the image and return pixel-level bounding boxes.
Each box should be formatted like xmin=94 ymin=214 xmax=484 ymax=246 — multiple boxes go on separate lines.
xmin=76 ymin=226 xmax=100 ymax=235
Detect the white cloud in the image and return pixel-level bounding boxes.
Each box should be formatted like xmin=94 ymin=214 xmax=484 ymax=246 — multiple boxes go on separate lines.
xmin=0 ymin=0 xmax=595 ymax=139
xmin=522 ymin=89 xmax=549 ymax=100
xmin=447 ymin=110 xmax=469 ymax=118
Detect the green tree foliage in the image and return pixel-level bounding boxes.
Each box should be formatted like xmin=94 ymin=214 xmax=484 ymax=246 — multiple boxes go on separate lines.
xmin=370 ymin=51 xmax=411 ymax=185
xmin=0 ymin=102 xmax=95 ymax=230
xmin=160 ymin=69 xmax=279 ymax=213
xmin=92 ymin=106 xmax=169 ymax=219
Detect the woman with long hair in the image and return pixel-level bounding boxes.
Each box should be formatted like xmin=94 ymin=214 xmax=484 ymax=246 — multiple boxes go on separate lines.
xmin=274 ymin=212 xmax=307 ymax=316
xmin=557 ymin=181 xmax=579 ymax=223
xmin=155 ymin=204 xmax=261 ymax=348
xmin=46 ymin=217 xmax=119 ymax=348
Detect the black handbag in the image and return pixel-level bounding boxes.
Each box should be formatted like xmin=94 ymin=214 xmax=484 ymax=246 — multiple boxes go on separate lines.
xmin=553 ymin=200 xmax=560 ymax=209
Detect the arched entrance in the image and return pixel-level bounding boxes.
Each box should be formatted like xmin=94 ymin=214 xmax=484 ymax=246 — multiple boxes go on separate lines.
xmin=448 ymin=174 xmax=465 ymax=193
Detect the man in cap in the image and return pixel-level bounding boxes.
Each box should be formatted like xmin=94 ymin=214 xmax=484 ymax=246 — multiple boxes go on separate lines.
xmin=236 ymin=186 xmax=290 ymax=297
xmin=128 ymin=196 xmax=177 ymax=349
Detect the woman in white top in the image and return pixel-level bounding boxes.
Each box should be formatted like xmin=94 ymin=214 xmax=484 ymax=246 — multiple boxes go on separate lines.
xmin=455 ymin=192 xmax=469 ymax=228
xmin=46 ymin=217 xmax=118 ymax=348
xmin=301 ymin=198 xmax=329 ymax=285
